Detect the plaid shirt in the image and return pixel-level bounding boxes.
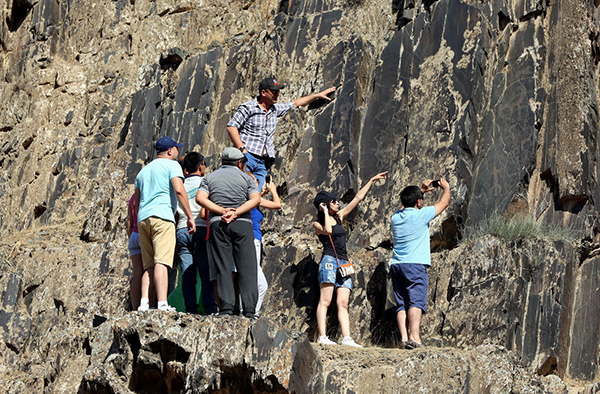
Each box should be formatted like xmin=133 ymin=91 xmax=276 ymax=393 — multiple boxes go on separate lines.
xmin=227 ymin=100 xmax=295 ymax=158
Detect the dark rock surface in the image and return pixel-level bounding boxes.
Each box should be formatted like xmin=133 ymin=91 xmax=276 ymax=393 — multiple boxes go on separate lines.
xmin=2 ymin=0 xmax=600 ymax=392
xmin=79 ymin=313 xmax=318 ymax=394
xmin=77 ymin=312 xmax=568 ymax=394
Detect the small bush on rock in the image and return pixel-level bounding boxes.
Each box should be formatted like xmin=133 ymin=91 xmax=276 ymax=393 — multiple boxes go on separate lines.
xmin=463 ymin=214 xmax=580 ymax=244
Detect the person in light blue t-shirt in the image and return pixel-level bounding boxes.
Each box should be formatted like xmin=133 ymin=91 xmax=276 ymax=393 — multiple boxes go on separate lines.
xmin=134 ymin=136 xmax=196 ymax=312
xmin=390 ymin=178 xmax=450 ymax=349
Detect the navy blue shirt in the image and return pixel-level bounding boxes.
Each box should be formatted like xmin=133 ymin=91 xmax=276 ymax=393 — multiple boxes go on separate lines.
xmin=251 ymin=208 xmax=263 ymax=241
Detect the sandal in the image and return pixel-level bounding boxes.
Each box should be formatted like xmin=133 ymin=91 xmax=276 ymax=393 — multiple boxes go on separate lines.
xmin=407 ymin=339 xmax=425 ymax=349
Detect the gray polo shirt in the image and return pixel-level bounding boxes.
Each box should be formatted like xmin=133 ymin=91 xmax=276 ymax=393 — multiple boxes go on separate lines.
xmin=198 ymin=165 xmax=259 ymax=224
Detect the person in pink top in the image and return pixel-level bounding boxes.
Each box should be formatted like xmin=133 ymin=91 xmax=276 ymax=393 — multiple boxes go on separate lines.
xmin=127 ymin=195 xmax=151 ymax=310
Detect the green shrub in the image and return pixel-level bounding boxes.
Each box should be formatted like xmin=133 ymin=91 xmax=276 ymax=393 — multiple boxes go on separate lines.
xmin=462 ymin=214 xmax=580 ymax=244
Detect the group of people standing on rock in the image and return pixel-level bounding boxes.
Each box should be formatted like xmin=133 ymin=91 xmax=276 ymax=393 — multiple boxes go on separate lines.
xmin=127 ymin=77 xmax=451 ymax=350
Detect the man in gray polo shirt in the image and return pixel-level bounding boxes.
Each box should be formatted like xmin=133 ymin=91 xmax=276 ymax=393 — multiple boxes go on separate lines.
xmin=196 ymin=147 xmax=261 ymax=317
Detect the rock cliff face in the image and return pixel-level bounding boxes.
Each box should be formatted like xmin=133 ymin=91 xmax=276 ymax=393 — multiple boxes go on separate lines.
xmin=2 ymin=0 xmax=600 ymax=392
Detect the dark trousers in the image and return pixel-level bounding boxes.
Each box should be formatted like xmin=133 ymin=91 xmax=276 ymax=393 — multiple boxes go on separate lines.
xmin=209 ymin=220 xmax=258 ymax=315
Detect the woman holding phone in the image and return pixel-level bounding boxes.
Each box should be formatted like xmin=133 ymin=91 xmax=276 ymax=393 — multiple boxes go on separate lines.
xmin=312 ymin=171 xmax=388 ymax=347
xmin=247 ymin=173 xmax=281 ymax=318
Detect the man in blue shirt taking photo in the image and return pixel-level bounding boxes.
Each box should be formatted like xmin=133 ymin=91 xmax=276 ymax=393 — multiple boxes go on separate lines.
xmin=390 ymin=178 xmax=451 ymax=349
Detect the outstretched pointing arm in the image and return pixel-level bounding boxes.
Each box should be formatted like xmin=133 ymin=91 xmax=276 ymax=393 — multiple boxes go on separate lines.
xmin=338 ymin=172 xmax=388 ymax=220
xmin=293 ymin=87 xmax=336 ymax=108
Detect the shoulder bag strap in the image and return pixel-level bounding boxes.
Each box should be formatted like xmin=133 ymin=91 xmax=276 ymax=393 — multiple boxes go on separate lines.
xmin=329 ymin=232 xmax=352 ymax=265
xmin=328 ymin=234 xmax=340 ymax=265
xmin=205 ymin=216 xmax=210 ymax=241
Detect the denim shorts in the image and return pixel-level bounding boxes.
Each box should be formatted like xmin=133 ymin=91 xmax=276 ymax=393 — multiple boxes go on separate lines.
xmin=128 ymin=231 xmax=141 ymax=257
xmin=389 ymin=263 xmax=428 ymax=313
xmin=318 ymin=255 xmax=352 ymax=290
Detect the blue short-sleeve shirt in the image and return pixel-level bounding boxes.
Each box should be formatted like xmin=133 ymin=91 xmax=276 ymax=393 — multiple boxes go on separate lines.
xmin=390 ymin=206 xmax=436 ymax=266
xmin=135 ymin=158 xmax=184 ymax=223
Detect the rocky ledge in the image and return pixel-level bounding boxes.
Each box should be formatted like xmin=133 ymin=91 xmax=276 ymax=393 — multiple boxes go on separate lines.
xmin=74 ymin=313 xmax=568 ymax=394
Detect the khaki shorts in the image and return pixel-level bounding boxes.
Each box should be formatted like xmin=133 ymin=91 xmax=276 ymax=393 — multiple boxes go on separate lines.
xmin=138 ymin=217 xmax=176 ymax=270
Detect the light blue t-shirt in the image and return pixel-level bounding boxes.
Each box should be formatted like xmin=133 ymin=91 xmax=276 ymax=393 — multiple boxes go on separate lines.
xmin=135 ymin=158 xmax=184 ymax=224
xmin=390 ymin=206 xmax=436 ymax=266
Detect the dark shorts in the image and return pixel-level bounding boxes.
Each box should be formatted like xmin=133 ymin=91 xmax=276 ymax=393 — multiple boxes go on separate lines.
xmin=389 ymin=263 xmax=428 ymax=313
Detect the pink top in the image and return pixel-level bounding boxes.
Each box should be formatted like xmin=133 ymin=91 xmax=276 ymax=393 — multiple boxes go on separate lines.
xmin=129 ymin=195 xmax=138 ymax=233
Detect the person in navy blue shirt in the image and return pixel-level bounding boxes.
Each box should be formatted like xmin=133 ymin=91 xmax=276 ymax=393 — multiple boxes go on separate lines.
xmin=247 ymin=175 xmax=281 ymax=318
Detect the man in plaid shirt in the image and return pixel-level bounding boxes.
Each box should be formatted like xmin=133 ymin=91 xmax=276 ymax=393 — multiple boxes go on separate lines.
xmin=227 ymin=78 xmax=335 ymax=189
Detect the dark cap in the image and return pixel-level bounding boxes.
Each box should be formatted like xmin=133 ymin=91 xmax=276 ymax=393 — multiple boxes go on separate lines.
xmin=156 ymin=136 xmax=183 ymax=152
xmin=259 ymin=78 xmax=285 ymax=92
xmin=222 ymin=147 xmax=246 ymax=161
xmin=313 ymin=191 xmax=337 ymax=209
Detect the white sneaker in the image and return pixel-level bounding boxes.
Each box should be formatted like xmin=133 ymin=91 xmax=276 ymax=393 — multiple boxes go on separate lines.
xmin=341 ymin=336 xmax=363 ymax=348
xmin=317 ymin=336 xmax=337 ymax=345
xmin=158 ymin=304 xmax=176 ymax=312
xmin=137 ymin=304 xmax=150 ymax=311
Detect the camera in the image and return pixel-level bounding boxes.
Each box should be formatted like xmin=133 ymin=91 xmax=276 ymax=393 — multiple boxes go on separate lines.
xmin=431 ymin=180 xmax=440 ymax=188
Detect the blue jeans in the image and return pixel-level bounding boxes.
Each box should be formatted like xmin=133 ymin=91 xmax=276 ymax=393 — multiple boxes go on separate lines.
xmin=318 ymin=255 xmax=352 ymax=289
xmin=244 ymin=152 xmax=268 ymax=190
xmin=176 ymin=227 xmax=218 ymax=314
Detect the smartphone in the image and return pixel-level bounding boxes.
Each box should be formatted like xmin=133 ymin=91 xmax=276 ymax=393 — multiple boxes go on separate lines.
xmin=431 ymin=180 xmax=440 ymax=188
xmin=265 ymin=175 xmax=271 ymax=184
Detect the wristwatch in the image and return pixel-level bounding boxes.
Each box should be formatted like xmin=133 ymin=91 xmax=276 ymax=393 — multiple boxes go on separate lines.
xmin=238 ymin=146 xmax=246 ymax=152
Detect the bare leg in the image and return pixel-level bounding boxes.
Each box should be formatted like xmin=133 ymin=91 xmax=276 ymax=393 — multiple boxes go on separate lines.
xmin=141 ymin=268 xmax=153 ymax=299
xmin=130 ymin=254 xmax=144 ymax=310
xmin=317 ymin=284 xmax=334 ymax=337
xmin=397 ymin=310 xmax=409 ymax=342
xmin=336 ymin=287 xmax=351 ymax=338
xmin=408 ymin=307 xmax=423 ymax=343
xmin=154 ymin=263 xmax=170 ymax=302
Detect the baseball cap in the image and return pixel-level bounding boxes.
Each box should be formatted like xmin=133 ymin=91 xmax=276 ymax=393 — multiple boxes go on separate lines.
xmin=222 ymin=147 xmax=246 ymax=161
xmin=313 ymin=191 xmax=337 ymax=209
xmin=259 ymin=78 xmax=285 ymax=92
xmin=156 ymin=136 xmax=183 ymax=152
